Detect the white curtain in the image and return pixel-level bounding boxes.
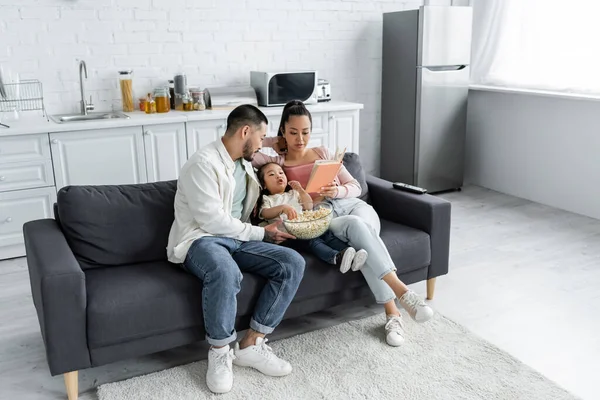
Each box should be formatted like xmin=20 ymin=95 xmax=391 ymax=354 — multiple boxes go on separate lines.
xmin=470 ymin=0 xmax=600 ymax=95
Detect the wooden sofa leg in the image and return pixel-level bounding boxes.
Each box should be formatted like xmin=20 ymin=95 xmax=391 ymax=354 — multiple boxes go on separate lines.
xmin=426 ymin=278 xmax=436 ymax=300
xmin=64 ymin=371 xmax=78 ymax=400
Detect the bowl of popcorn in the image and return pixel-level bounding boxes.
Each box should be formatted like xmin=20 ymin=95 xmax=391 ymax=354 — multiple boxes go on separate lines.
xmin=282 ymin=202 xmax=333 ymax=240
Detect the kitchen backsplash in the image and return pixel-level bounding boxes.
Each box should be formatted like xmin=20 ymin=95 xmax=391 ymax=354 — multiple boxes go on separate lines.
xmin=0 ymin=0 xmax=456 ymax=174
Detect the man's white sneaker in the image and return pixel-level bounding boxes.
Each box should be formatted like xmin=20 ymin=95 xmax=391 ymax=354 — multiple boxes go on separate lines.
xmin=351 ymin=249 xmax=368 ymax=271
xmin=385 ymin=315 xmax=405 ymax=347
xmin=233 ymin=337 xmax=292 ymax=377
xmin=206 ymin=345 xmax=235 ymax=394
xmin=398 ymin=290 xmax=434 ymax=323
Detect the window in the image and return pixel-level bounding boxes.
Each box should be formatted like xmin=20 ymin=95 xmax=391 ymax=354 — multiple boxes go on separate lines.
xmin=470 ymin=0 xmax=600 ymax=95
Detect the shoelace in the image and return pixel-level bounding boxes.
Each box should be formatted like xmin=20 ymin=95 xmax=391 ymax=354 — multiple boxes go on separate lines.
xmin=255 ymin=339 xmax=275 ymax=360
xmin=212 ymin=349 xmax=235 ymax=373
xmin=401 ymin=292 xmax=425 ymax=310
xmin=385 ymin=316 xmax=404 ymax=332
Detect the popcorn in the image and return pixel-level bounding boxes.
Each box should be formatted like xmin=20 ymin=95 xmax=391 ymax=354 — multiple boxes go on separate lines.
xmin=283 ymin=207 xmax=333 ymax=240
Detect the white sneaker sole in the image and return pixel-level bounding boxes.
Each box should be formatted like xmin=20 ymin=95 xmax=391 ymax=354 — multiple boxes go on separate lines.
xmin=206 ymin=378 xmax=233 ymax=394
xmin=351 ymin=249 xmax=368 ymax=271
xmin=339 ymin=247 xmax=356 ymax=274
xmin=233 ymin=359 xmax=292 ymax=377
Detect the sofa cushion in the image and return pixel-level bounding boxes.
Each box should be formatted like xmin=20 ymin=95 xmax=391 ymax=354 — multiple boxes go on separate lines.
xmin=342 ymin=152 xmax=369 ymax=202
xmin=379 ymin=219 xmax=431 ymax=274
xmin=57 ymin=181 xmax=177 ymax=268
xmin=85 ymin=261 xmax=268 ymax=348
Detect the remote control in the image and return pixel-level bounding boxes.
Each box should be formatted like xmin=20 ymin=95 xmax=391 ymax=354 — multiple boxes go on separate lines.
xmin=393 ymin=182 xmax=427 ymax=194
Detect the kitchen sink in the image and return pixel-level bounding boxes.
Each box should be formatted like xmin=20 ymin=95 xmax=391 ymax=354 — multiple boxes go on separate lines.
xmin=50 ymin=112 xmax=131 ymax=124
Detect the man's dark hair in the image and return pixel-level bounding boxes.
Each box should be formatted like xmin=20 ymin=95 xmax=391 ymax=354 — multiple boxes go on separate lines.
xmin=225 ymin=104 xmax=268 ymax=136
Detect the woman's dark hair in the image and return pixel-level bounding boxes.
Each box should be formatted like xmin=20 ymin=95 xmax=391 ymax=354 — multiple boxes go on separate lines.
xmin=255 ymin=162 xmax=292 ymax=220
xmin=277 ymin=100 xmax=312 ymax=137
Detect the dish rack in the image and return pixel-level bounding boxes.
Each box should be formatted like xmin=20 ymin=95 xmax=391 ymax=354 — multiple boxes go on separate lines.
xmin=0 ymin=79 xmax=48 ymax=124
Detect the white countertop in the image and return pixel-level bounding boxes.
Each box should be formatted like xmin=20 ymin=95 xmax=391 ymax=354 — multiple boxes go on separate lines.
xmin=0 ymin=101 xmax=363 ymax=137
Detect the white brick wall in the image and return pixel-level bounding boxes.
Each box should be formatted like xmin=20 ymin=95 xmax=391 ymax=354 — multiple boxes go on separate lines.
xmin=0 ymin=0 xmax=457 ymax=174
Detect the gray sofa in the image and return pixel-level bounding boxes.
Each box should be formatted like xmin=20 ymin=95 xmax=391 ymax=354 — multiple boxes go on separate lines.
xmin=23 ymin=154 xmax=451 ymax=399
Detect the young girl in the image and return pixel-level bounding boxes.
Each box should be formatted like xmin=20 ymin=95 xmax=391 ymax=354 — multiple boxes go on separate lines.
xmin=257 ymin=162 xmax=368 ymax=274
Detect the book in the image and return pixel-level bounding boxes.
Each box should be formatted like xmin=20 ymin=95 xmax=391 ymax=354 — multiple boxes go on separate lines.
xmin=305 ymin=147 xmax=346 ymax=194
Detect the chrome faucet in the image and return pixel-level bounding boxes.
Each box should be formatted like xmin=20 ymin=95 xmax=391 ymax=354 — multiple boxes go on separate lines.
xmin=78 ymin=60 xmax=94 ymax=115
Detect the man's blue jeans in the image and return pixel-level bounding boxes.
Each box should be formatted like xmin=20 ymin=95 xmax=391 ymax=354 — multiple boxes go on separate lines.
xmin=183 ymin=236 xmax=305 ymax=347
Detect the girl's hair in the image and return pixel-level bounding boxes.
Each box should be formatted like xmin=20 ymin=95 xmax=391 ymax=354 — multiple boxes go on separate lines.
xmin=277 ymin=100 xmax=313 ymax=137
xmin=255 ymin=162 xmax=292 ymax=220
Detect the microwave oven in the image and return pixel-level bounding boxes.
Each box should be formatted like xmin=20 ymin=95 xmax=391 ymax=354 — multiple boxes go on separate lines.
xmin=250 ymin=71 xmax=318 ymax=107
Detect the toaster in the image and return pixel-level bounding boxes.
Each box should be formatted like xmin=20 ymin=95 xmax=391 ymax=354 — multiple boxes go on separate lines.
xmin=317 ymin=79 xmax=331 ymax=102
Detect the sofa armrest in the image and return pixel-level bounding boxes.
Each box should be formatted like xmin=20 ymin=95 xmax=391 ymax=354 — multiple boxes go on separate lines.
xmin=367 ymin=175 xmax=451 ymax=279
xmin=23 ymin=219 xmax=91 ymax=376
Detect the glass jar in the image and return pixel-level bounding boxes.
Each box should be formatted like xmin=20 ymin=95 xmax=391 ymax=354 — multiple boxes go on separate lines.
xmin=168 ymin=80 xmax=175 ymax=110
xmin=118 ymin=70 xmax=134 ymax=112
xmin=153 ymin=87 xmax=170 ymax=113
xmin=145 ymin=93 xmax=156 ymax=114
xmin=190 ymin=88 xmax=206 ymax=111
xmin=138 ymin=97 xmax=147 ymax=112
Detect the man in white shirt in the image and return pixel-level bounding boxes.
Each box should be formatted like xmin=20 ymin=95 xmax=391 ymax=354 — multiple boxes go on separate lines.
xmin=167 ymin=105 xmax=305 ymax=394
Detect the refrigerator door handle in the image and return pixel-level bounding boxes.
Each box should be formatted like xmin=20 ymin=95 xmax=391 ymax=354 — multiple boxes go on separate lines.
xmin=418 ymin=65 xmax=467 ymax=72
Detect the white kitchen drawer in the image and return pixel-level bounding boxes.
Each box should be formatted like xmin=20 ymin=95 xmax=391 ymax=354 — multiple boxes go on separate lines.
xmin=0 ymin=160 xmax=54 ymax=192
xmin=0 ymin=134 xmax=51 ymax=164
xmin=0 ymin=187 xmax=56 ymax=259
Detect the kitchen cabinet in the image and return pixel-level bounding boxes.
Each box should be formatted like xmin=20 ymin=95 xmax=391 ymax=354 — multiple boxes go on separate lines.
xmin=50 ymin=127 xmax=147 ymax=190
xmin=0 ymin=101 xmax=362 ymax=260
xmin=143 ymin=123 xmax=187 ymax=182
xmin=0 ymin=187 xmax=56 ymax=260
xmin=186 ymin=119 xmax=227 ymax=156
xmin=328 ymin=110 xmax=360 ymax=154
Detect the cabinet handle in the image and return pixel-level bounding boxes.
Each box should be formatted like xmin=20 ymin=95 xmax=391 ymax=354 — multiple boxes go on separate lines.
xmin=0 ymin=176 xmax=5 ymax=181
xmin=220 ymin=124 xmax=226 ymax=129
xmin=4 ymin=217 xmax=12 ymax=223
xmin=329 ymin=115 xmax=336 ymax=120
xmin=51 ymin=139 xmax=59 ymax=144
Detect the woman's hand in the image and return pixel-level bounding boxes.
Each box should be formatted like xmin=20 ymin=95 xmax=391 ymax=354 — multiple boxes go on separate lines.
xmin=280 ymin=205 xmax=298 ymax=220
xmin=273 ymin=136 xmax=287 ymax=155
xmin=319 ymin=182 xmax=339 ymax=198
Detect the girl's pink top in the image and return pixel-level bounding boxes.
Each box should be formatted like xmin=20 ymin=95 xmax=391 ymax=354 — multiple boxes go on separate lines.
xmin=252 ymin=138 xmax=361 ymax=199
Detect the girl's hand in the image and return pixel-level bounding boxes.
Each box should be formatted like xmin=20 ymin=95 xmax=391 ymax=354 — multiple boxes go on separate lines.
xmin=273 ymin=136 xmax=287 ymax=155
xmin=288 ymin=180 xmax=303 ymax=192
xmin=281 ymin=205 xmax=298 ymax=220
xmin=319 ymin=182 xmax=339 ymax=198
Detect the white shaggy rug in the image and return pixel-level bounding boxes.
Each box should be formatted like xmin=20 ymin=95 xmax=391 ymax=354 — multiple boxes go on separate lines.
xmin=97 ymin=313 xmax=578 ymax=400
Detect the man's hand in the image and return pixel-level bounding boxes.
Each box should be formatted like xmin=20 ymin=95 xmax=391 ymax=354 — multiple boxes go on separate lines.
xmin=281 ymin=205 xmax=298 ymax=220
xmin=263 ymin=220 xmax=296 ymax=244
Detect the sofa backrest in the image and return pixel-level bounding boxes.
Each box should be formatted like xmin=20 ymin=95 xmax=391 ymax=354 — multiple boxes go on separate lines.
xmin=55 ymin=152 xmax=369 ymax=269
xmin=56 ymin=181 xmax=177 ymax=269
xmin=343 ymin=152 xmax=370 ymax=203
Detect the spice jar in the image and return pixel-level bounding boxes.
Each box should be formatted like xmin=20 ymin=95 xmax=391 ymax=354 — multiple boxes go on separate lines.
xmin=119 ymin=70 xmax=134 ymax=112
xmin=138 ymin=97 xmax=147 ymax=112
xmin=190 ymin=87 xmax=206 ymax=111
xmin=153 ymin=87 xmax=170 ymax=113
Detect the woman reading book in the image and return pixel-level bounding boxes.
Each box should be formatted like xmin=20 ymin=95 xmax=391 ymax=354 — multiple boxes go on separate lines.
xmin=252 ymin=100 xmax=434 ymax=347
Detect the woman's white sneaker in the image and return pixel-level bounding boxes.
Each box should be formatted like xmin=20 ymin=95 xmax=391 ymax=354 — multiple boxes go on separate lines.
xmin=233 ymin=337 xmax=292 ymax=377
xmin=385 ymin=315 xmax=405 ymax=346
xmin=398 ymin=290 xmax=434 ymax=323
xmin=206 ymin=345 xmax=235 ymax=394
